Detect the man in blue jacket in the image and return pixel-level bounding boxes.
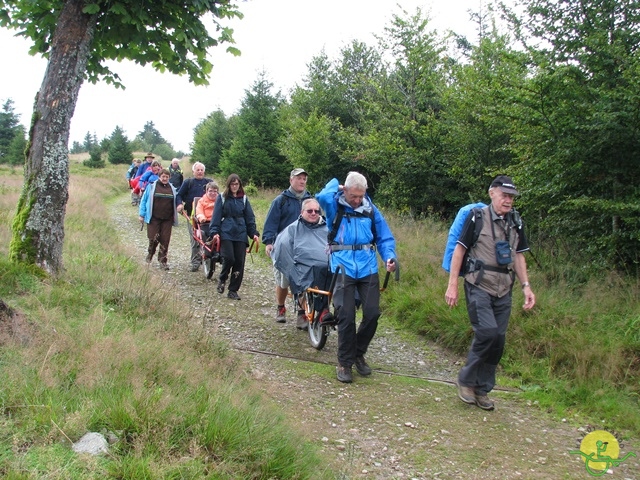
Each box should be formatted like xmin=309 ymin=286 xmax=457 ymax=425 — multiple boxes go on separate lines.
xmin=317 ymin=172 xmax=398 ymax=383
xmin=263 ymin=168 xmax=311 ymax=327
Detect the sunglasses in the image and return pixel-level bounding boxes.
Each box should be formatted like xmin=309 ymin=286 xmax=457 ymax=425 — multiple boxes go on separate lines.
xmin=305 ymin=209 xmax=321 ymax=214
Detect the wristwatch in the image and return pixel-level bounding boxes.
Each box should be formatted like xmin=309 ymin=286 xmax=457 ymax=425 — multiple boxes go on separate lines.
xmin=521 ymin=282 xmax=530 ymax=289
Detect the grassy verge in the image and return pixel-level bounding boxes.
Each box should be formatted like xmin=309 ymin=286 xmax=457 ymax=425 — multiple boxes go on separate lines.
xmin=0 ymin=162 xmax=332 ymax=479
xmin=380 ymin=211 xmax=640 ymax=437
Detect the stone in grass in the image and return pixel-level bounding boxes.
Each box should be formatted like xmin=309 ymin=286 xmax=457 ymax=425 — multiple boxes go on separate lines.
xmin=72 ymin=432 xmax=109 ymax=456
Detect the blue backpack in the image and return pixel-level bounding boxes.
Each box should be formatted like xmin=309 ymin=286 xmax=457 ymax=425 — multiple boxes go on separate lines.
xmin=442 ymin=202 xmax=486 ymax=275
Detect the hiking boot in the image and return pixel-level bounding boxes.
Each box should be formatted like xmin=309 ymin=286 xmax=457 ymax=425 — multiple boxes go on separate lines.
xmin=296 ymin=311 xmax=308 ymax=331
xmin=275 ymin=305 xmax=286 ymax=323
xmin=457 ymin=382 xmax=476 ymax=405
xmin=227 ymin=291 xmax=241 ymax=300
xmin=145 ymin=253 xmax=153 ymax=263
xmin=354 ymin=356 xmax=372 ymax=376
xmin=189 ymin=264 xmax=199 ymax=272
xmin=160 ymin=263 xmax=169 ymax=271
xmin=336 ymin=365 xmax=353 ymax=383
xmin=475 ymin=395 xmax=495 ymax=411
xmin=217 ymin=281 xmax=225 ymax=294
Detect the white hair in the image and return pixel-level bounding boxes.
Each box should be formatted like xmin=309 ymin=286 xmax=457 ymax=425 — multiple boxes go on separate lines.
xmin=344 ymin=171 xmax=367 ymax=190
xmin=192 ymin=161 xmax=205 ymax=172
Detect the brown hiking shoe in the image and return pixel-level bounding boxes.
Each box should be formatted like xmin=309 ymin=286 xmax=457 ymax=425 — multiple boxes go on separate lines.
xmin=457 ymin=383 xmax=476 ymax=405
xmin=475 ymin=395 xmax=495 ymax=411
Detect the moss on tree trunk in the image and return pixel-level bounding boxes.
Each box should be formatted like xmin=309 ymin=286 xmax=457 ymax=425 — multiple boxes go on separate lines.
xmin=9 ymin=0 xmax=97 ymax=275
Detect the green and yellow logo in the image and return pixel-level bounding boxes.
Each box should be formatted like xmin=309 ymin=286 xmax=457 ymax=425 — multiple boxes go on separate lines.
xmin=570 ymin=429 xmax=636 ymax=476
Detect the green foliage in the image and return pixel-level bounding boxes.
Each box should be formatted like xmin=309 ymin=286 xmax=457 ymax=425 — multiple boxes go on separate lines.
xmin=278 ymin=107 xmax=335 ymax=191
xmin=191 ymin=109 xmax=235 ymax=173
xmin=107 ymin=126 xmax=133 ymax=165
xmin=243 ymin=182 xmax=258 ymax=196
xmin=82 ymin=131 xmax=98 ymax=153
xmin=69 ymin=140 xmax=84 ymax=154
xmin=0 ymin=0 xmax=242 ymax=88
xmin=133 ymin=121 xmax=176 ymax=161
xmin=135 ymin=121 xmax=165 ymax=151
xmin=83 ymin=147 xmax=106 ymax=168
xmin=441 ymin=32 xmax=528 ymax=215
xmin=5 ymin=124 xmax=26 ymax=166
xmin=220 ymin=72 xmax=290 ymax=187
xmin=0 ymin=98 xmax=23 ymax=164
xmin=503 ymin=0 xmax=640 ymax=268
xmin=151 ymin=143 xmax=176 ymax=163
xmin=357 ymin=11 xmax=455 ymax=215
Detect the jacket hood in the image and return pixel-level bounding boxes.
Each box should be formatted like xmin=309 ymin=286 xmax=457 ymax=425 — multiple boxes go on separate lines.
xmin=337 ymin=192 xmax=372 ymax=214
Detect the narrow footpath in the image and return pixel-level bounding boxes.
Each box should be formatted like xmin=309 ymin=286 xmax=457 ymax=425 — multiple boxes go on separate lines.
xmin=110 ymin=193 xmax=638 ymax=479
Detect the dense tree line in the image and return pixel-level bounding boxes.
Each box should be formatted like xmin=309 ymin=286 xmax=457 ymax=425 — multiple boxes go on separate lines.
xmin=70 ymin=121 xmax=181 ymax=165
xmin=192 ymin=1 xmax=640 ymax=272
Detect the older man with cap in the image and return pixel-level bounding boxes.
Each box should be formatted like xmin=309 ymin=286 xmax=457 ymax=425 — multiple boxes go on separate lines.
xmin=445 ymin=174 xmax=536 ymax=411
xmin=263 ymin=167 xmax=312 ymax=327
xmin=134 ymin=152 xmax=155 ymax=179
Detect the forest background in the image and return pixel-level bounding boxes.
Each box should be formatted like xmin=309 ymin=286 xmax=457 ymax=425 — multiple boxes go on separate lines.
xmin=1 ymin=0 xmax=639 ymax=435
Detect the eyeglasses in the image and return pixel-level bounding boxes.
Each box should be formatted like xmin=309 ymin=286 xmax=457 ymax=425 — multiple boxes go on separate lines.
xmin=305 ymin=209 xmax=321 ymax=214
xmin=230 ymin=182 xmax=240 ymax=186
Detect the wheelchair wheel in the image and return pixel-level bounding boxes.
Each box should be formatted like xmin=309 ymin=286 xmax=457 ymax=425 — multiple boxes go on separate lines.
xmin=308 ymin=316 xmax=328 ymax=350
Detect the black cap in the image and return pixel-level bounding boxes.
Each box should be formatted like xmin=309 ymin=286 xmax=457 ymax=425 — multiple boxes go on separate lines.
xmin=490 ymin=175 xmax=519 ymax=195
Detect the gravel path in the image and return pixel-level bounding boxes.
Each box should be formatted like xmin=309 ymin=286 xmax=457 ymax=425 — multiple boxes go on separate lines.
xmin=110 ymin=194 xmax=639 ymax=479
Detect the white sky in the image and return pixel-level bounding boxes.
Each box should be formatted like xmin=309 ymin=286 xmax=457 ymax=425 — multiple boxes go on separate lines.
xmin=0 ymin=0 xmax=489 ymax=153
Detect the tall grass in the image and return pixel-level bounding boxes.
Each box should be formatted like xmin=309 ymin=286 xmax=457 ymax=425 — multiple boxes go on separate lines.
xmin=381 ymin=209 xmax=640 ymax=436
xmin=0 ymin=163 xmax=332 ymax=478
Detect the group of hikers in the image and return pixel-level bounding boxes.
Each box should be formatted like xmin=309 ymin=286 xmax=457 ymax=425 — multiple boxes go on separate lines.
xmin=126 ymin=152 xmax=184 ymax=206
xmin=126 ymin=157 xmax=536 ymax=410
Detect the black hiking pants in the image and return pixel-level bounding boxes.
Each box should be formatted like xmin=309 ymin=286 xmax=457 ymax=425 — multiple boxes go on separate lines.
xmin=332 ymin=273 xmax=381 ymax=368
xmin=219 ymin=239 xmax=247 ymax=293
xmin=458 ymin=282 xmax=511 ymax=395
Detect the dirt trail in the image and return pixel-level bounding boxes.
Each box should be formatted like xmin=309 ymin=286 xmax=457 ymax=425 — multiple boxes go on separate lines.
xmin=110 ymin=194 xmax=639 ymax=479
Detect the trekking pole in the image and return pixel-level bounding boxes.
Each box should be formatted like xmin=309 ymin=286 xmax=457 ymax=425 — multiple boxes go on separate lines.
xmin=381 ymin=271 xmax=391 ymax=291
xmin=527 ymin=249 xmax=542 ymax=269
xmin=246 ymin=237 xmax=260 ymax=263
xmin=380 ymin=259 xmax=400 ymax=292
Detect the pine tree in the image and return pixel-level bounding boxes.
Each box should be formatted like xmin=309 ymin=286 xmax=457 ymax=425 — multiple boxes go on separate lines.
xmin=83 ymin=147 xmax=106 ymax=168
xmin=108 ymin=126 xmax=133 ymax=165
xmin=0 ymin=99 xmax=21 ymax=163
xmin=6 ymin=124 xmax=27 ymax=166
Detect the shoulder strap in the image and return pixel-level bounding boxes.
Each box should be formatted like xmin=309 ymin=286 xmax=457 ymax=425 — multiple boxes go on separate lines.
xmin=471 ymin=208 xmax=484 ymax=247
xmin=328 ymin=203 xmax=377 ymax=245
xmin=220 ymin=194 xmax=246 ymax=208
xmin=328 ymin=203 xmax=346 ymax=244
xmin=279 ymin=192 xmax=288 ymax=209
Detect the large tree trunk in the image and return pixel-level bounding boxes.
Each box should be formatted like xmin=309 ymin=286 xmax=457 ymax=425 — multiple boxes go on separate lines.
xmin=9 ymin=0 xmax=97 ymax=275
